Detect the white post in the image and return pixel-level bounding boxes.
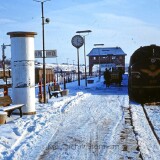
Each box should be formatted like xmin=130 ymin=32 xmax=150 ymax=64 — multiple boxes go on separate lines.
xmin=7 ymin=31 xmax=37 ymax=115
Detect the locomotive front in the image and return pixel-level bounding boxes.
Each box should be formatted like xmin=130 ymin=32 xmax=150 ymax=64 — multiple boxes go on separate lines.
xmin=128 ymin=45 xmax=160 ymax=102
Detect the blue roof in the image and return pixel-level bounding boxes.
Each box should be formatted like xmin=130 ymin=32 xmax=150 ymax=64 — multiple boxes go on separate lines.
xmin=87 ymin=47 xmax=127 ymax=57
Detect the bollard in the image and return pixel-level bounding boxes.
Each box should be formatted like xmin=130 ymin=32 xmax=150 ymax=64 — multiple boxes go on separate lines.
xmin=64 ymin=77 xmax=66 ymax=89
xmin=3 ymin=85 xmax=8 ymax=96
xmin=38 ymin=81 xmax=42 ymax=95
xmin=38 ymin=80 xmax=43 ymax=102
xmin=53 ymin=79 xmax=56 ymax=84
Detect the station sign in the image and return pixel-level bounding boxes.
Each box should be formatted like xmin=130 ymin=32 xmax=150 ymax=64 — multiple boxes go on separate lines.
xmin=101 ymin=63 xmax=116 ymax=68
xmin=35 ymin=50 xmax=57 ymax=58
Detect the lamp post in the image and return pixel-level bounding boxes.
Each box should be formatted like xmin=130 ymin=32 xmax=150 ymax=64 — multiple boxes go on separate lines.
xmin=76 ymin=30 xmax=92 ymax=87
xmin=94 ymin=43 xmax=104 ymax=80
xmin=72 ymin=60 xmax=75 ymax=81
xmin=56 ymin=57 xmax=58 ymax=82
xmin=34 ymin=0 xmax=50 ymax=103
xmin=66 ymin=58 xmax=69 ymax=82
xmin=1 ymin=43 xmax=11 ymax=84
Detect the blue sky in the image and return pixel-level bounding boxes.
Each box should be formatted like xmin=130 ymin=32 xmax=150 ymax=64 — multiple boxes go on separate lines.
xmin=1 ymin=0 xmax=160 ymax=65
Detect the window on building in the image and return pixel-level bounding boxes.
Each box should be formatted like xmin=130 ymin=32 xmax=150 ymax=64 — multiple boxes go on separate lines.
xmin=119 ymin=56 xmax=123 ymax=59
xmin=112 ymin=56 xmax=116 ymax=60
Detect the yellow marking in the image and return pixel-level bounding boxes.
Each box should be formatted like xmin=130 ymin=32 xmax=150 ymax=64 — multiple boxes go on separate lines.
xmin=141 ymin=69 xmax=160 ymax=77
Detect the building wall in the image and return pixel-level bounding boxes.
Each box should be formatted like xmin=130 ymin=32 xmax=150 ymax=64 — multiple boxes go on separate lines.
xmin=0 ymin=68 xmax=55 ymax=85
xmin=89 ymin=55 xmax=126 ymax=75
xmin=35 ymin=68 xmax=55 ymax=84
xmin=0 ymin=70 xmax=11 ymax=78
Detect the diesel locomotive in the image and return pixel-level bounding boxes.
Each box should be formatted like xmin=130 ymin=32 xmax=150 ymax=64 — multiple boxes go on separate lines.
xmin=128 ymin=45 xmax=160 ymax=103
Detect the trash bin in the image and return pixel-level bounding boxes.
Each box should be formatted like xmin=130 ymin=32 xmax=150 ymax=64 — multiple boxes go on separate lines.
xmin=62 ymin=89 xmax=69 ymax=96
xmin=87 ymin=80 xmax=94 ymax=84
xmin=0 ymin=111 xmax=7 ymax=124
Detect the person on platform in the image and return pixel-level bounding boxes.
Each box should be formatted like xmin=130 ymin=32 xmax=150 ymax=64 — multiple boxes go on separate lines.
xmin=118 ymin=68 xmax=123 ymax=86
xmin=103 ymin=68 xmax=111 ymax=88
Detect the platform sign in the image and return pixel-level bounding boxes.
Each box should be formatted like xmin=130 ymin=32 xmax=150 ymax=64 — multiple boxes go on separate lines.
xmin=35 ymin=50 xmax=57 ymax=58
xmin=101 ymin=63 xmax=116 ymax=68
xmin=101 ymin=63 xmax=116 ymax=71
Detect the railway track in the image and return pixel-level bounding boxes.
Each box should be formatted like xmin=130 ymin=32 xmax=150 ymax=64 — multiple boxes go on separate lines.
xmin=121 ymin=106 xmax=143 ymax=159
xmin=141 ymin=104 xmax=160 ymax=145
xmin=129 ymin=101 xmax=160 ymax=159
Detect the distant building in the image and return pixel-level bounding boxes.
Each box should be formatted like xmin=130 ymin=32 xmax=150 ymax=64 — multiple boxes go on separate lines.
xmin=87 ymin=47 xmax=127 ymax=75
xmin=35 ymin=65 xmax=55 ymax=84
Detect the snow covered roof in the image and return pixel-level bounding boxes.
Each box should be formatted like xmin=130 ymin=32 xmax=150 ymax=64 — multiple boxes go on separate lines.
xmin=87 ymin=47 xmax=127 ymax=57
xmin=35 ymin=63 xmax=55 ymax=69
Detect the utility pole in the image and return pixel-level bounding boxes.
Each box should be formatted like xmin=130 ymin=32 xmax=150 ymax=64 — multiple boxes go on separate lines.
xmin=34 ymin=0 xmax=50 ymax=103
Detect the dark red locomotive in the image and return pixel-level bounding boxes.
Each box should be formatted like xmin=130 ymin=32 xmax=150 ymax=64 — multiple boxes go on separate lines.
xmin=128 ymin=45 xmax=160 ymax=103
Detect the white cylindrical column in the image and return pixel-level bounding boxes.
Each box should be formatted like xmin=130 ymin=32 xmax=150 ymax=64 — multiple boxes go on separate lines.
xmin=7 ymin=31 xmax=37 ymax=115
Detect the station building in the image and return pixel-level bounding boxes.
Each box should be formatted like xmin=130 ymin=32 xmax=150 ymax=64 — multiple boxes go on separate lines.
xmin=87 ymin=47 xmax=127 ymax=75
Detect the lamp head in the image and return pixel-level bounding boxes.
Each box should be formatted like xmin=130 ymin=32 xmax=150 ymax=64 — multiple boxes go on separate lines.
xmin=76 ymin=30 xmax=92 ymax=33
xmin=45 ymin=18 xmax=50 ymax=23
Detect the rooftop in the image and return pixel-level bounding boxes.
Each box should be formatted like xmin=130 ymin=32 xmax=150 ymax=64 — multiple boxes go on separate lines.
xmin=87 ymin=47 xmax=127 ymax=57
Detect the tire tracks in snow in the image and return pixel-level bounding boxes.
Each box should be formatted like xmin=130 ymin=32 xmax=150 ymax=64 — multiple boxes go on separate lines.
xmin=36 ymin=92 xmax=89 ymax=160
xmin=4 ymin=92 xmax=86 ymax=160
xmin=39 ymin=93 xmax=127 ymax=160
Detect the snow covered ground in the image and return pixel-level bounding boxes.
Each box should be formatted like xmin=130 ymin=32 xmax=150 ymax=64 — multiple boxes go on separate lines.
xmin=0 ymin=74 xmax=160 ymax=160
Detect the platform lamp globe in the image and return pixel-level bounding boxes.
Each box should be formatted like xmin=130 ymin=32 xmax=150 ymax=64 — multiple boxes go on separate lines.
xmin=71 ymin=35 xmax=84 ymax=86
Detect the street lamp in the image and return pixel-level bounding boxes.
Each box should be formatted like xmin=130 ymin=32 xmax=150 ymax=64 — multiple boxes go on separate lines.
xmin=56 ymin=57 xmax=59 ymax=82
xmin=94 ymin=43 xmax=104 ymax=80
xmin=1 ymin=43 xmax=11 ymax=84
xmin=34 ymin=0 xmax=50 ymax=103
xmin=66 ymin=58 xmax=69 ymax=82
xmin=76 ymin=30 xmax=92 ymax=87
xmin=72 ymin=60 xmax=75 ymax=81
